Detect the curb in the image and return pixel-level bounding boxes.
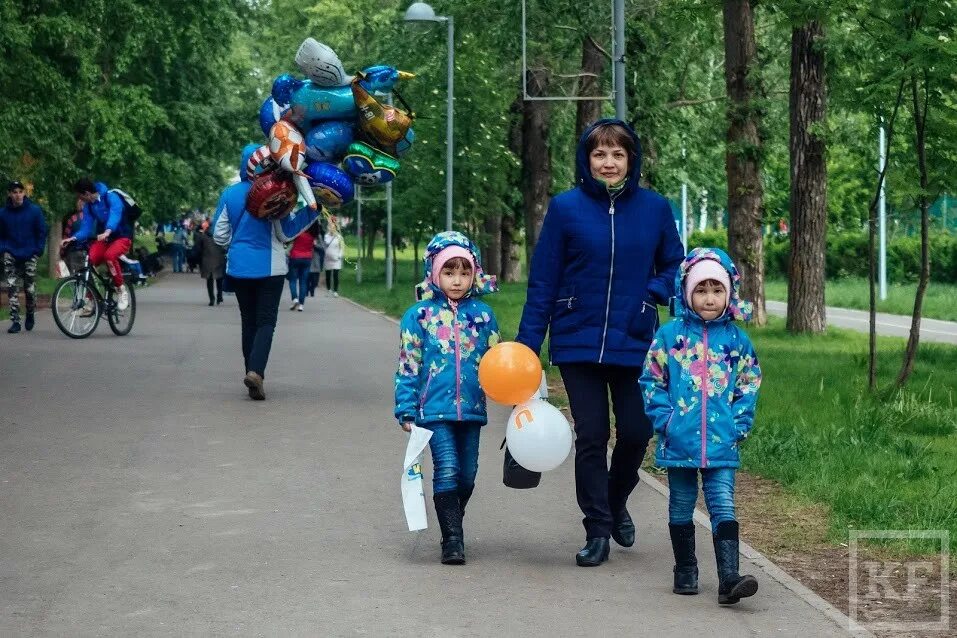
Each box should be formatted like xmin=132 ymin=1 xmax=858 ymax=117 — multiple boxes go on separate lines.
xmin=344 ymin=292 xmax=874 ymax=638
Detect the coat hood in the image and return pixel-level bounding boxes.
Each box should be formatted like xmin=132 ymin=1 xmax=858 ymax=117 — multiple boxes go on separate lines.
xmin=416 ymin=231 xmax=497 ymax=301
xmin=240 ymin=144 xmax=259 ymax=182
xmin=673 ymin=247 xmax=752 ymax=322
xmin=575 ymin=118 xmax=643 ymax=199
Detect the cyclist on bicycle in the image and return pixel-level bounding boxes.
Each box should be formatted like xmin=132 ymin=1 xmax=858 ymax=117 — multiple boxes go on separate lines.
xmin=60 ymin=178 xmax=133 ymax=311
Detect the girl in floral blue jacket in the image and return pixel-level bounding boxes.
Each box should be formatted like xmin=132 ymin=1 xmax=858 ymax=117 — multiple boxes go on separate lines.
xmin=640 ymin=247 xmax=762 ymax=605
xmin=394 ymin=231 xmax=500 ymax=565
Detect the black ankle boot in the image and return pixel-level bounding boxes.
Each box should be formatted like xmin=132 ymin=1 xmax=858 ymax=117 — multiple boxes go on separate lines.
xmin=433 ymin=492 xmax=465 ymax=565
xmin=611 ymin=507 xmax=635 ymax=548
xmin=576 ymin=537 xmax=610 ymax=567
xmin=669 ymin=522 xmax=699 ymax=594
xmin=713 ymin=521 xmax=758 ymax=604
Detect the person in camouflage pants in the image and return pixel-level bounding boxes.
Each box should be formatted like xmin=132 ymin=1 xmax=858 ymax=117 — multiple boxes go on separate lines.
xmin=0 ymin=180 xmax=48 ymax=333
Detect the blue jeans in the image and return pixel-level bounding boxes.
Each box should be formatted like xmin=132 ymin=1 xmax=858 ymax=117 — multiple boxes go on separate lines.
xmin=172 ymin=244 xmax=185 ymax=272
xmin=287 ymin=258 xmax=311 ymax=304
xmin=668 ymin=467 xmax=736 ymax=533
xmin=423 ymin=422 xmax=482 ymax=494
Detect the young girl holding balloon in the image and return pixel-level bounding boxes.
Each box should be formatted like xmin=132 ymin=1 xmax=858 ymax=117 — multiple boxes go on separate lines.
xmin=394 ymin=231 xmax=500 ymax=565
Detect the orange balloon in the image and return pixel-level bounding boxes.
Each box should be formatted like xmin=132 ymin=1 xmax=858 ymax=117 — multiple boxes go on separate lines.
xmin=479 ymin=342 xmax=543 ymax=405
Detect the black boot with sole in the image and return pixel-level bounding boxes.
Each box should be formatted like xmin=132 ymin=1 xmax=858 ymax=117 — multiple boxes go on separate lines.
xmin=669 ymin=522 xmax=699 ymax=595
xmin=433 ymin=492 xmax=465 ymax=565
xmin=713 ymin=520 xmax=758 ymax=604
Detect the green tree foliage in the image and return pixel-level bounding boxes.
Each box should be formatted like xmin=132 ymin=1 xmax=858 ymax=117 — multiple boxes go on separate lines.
xmin=0 ymin=0 xmax=259 ymax=221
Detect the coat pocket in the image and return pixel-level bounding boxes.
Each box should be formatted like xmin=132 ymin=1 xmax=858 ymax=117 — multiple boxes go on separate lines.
xmin=418 ymin=371 xmax=435 ymax=417
xmin=628 ymin=299 xmax=659 ymax=342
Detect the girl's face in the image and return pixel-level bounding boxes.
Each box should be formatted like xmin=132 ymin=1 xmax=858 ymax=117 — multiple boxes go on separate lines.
xmin=589 ymin=143 xmax=629 ymax=186
xmin=439 ymin=264 xmax=473 ymax=301
xmin=691 ymin=279 xmax=728 ymax=321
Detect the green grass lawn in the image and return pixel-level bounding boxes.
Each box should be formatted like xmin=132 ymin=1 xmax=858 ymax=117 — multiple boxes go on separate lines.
xmin=344 ymin=256 xmax=957 ymax=554
xmin=766 ymin=277 xmax=957 ymax=322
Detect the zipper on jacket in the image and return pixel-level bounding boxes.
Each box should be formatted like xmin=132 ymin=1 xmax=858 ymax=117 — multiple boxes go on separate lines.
xmin=701 ymin=325 xmax=709 ymax=467
xmin=598 ymin=191 xmax=623 ymax=363
xmin=556 ymin=296 xmax=576 ymax=309
xmin=451 ymin=300 xmax=463 ymax=421
xmin=419 ymin=371 xmax=434 ymax=420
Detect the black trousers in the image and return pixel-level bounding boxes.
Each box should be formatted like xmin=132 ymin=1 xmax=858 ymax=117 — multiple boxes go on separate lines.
xmin=307 ymin=272 xmax=320 ymax=296
xmin=325 ymin=269 xmax=340 ymax=292
xmin=559 ymin=362 xmax=653 ymax=539
xmin=232 ymin=276 xmax=285 ymax=377
xmin=206 ymin=276 xmax=223 ymax=303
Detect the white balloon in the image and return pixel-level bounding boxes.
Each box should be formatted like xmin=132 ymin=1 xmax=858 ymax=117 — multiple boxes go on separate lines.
xmin=505 ymin=399 xmax=573 ymax=472
xmin=295 ymin=38 xmax=352 ymax=87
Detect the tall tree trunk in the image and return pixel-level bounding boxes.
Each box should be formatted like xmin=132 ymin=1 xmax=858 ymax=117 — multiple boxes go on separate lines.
xmin=48 ymin=219 xmax=62 ymax=278
xmin=482 ymin=211 xmax=503 ymax=277
xmin=866 ymin=80 xmax=905 ymax=392
xmin=722 ymin=0 xmax=767 ymax=325
xmin=786 ymin=21 xmax=827 ymax=334
xmin=500 ymin=212 xmax=521 ymax=283
xmin=575 ymin=35 xmax=606 ymax=143
xmin=896 ymin=72 xmax=932 ymax=388
xmin=522 ymin=68 xmax=552 ymax=268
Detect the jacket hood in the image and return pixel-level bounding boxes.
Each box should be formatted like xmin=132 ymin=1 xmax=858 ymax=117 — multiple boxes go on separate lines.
xmin=673 ymin=247 xmax=752 ymax=322
xmin=575 ymin=118 xmax=643 ymax=199
xmin=94 ymin=182 xmax=109 ymax=198
xmin=240 ymin=144 xmax=259 ymax=182
xmin=416 ymin=231 xmax=497 ymax=301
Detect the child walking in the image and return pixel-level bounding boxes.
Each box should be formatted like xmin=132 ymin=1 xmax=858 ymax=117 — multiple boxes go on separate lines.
xmin=394 ymin=231 xmax=500 ymax=565
xmin=640 ymin=247 xmax=762 ymax=605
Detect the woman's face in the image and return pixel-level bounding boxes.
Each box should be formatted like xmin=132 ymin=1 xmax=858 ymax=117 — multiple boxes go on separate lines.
xmin=589 ymin=143 xmax=629 ymax=186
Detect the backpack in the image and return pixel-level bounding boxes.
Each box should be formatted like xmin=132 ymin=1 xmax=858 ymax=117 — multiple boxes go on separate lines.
xmin=109 ymin=188 xmax=142 ymax=222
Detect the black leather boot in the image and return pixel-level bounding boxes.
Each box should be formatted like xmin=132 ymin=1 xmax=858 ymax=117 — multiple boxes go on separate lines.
xmin=669 ymin=522 xmax=699 ymax=594
xmin=433 ymin=492 xmax=465 ymax=565
xmin=458 ymin=484 xmax=475 ymax=516
xmin=608 ymin=479 xmax=638 ymax=548
xmin=713 ymin=521 xmax=758 ymax=604
xmin=575 ymin=537 xmax=610 ymax=567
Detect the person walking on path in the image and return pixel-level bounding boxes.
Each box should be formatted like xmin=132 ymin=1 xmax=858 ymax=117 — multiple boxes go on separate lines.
xmin=171 ymin=219 xmax=188 ymax=273
xmin=395 ymin=231 xmax=500 ymax=565
xmin=0 ymin=180 xmax=48 ymax=333
xmin=194 ymin=223 xmax=226 ymax=306
xmin=640 ymin=247 xmax=762 ymax=605
xmin=307 ymin=225 xmax=324 ymax=298
xmin=286 ymin=222 xmax=317 ymax=311
xmin=322 ymin=228 xmax=343 ymax=297
xmin=213 ymin=144 xmax=321 ymax=400
xmin=515 ymin=119 xmax=685 ymax=566
xmin=61 ymin=178 xmax=134 ymax=312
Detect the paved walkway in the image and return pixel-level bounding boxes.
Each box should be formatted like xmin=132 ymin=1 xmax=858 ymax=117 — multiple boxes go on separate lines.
xmin=766 ymin=300 xmax=957 ymax=345
xmin=1 ymin=275 xmax=856 ymax=636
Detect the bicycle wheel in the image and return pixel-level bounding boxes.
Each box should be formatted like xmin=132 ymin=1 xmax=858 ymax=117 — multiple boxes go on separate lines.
xmin=107 ymin=284 xmax=136 ymax=336
xmin=52 ymin=276 xmax=100 ymax=339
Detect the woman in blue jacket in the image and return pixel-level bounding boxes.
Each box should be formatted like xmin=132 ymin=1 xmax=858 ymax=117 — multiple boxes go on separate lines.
xmin=213 ymin=144 xmax=321 ymax=400
xmin=516 ymin=120 xmax=685 ymax=566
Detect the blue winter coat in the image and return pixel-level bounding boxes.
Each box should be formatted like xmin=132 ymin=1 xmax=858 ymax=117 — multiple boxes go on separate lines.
xmin=0 ymin=196 xmax=48 ymax=259
xmin=73 ymin=182 xmax=133 ymax=241
xmin=640 ymin=248 xmax=762 ymax=469
xmin=516 ymin=119 xmax=685 ymax=366
xmin=394 ymin=232 xmax=501 ymax=425
xmin=212 ymin=144 xmax=321 ymax=279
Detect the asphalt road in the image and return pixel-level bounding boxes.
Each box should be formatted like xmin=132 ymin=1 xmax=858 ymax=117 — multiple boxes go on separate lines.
xmin=1 ymin=275 xmax=855 ymax=636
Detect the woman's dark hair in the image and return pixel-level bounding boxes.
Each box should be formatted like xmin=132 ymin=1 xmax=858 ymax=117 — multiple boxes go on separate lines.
xmin=441 ymin=256 xmax=473 ymax=272
xmin=307 ymin=220 xmax=321 ymax=238
xmin=73 ymin=178 xmax=96 ymax=194
xmin=585 ymin=123 xmax=637 ymax=160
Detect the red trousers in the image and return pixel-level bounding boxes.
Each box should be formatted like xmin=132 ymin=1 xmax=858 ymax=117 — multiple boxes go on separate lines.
xmin=88 ymin=238 xmax=132 ymax=287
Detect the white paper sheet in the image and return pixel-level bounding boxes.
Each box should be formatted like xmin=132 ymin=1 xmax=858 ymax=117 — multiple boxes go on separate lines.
xmin=401 ymin=425 xmax=432 ymax=531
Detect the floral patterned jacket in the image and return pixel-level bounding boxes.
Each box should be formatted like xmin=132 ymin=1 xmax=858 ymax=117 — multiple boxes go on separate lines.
xmin=639 ymin=247 xmax=762 ymax=469
xmin=394 ymin=232 xmax=500 ymax=425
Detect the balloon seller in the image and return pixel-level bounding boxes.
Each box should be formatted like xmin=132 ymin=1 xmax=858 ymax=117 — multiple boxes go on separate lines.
xmin=640 ymin=247 xmax=763 ymax=605
xmin=393 ymin=232 xmax=500 ymax=565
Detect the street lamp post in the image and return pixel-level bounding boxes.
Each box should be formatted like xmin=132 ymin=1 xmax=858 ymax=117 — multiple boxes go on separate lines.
xmin=404 ymin=2 xmax=454 ymax=232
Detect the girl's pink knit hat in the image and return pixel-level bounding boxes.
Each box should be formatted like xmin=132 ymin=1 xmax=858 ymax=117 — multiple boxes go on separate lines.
xmin=430 ymin=245 xmax=475 ymax=287
xmin=684 ymin=258 xmax=732 ymax=313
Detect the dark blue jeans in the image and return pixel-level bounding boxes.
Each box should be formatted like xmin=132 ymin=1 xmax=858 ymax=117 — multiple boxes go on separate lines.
xmin=668 ymin=467 xmax=736 ymax=533
xmin=288 ymin=258 xmax=311 ymax=304
xmin=559 ymin=363 xmax=653 ymax=539
xmin=423 ymin=422 xmax=482 ymax=494
xmin=232 ymin=275 xmax=285 ymax=377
